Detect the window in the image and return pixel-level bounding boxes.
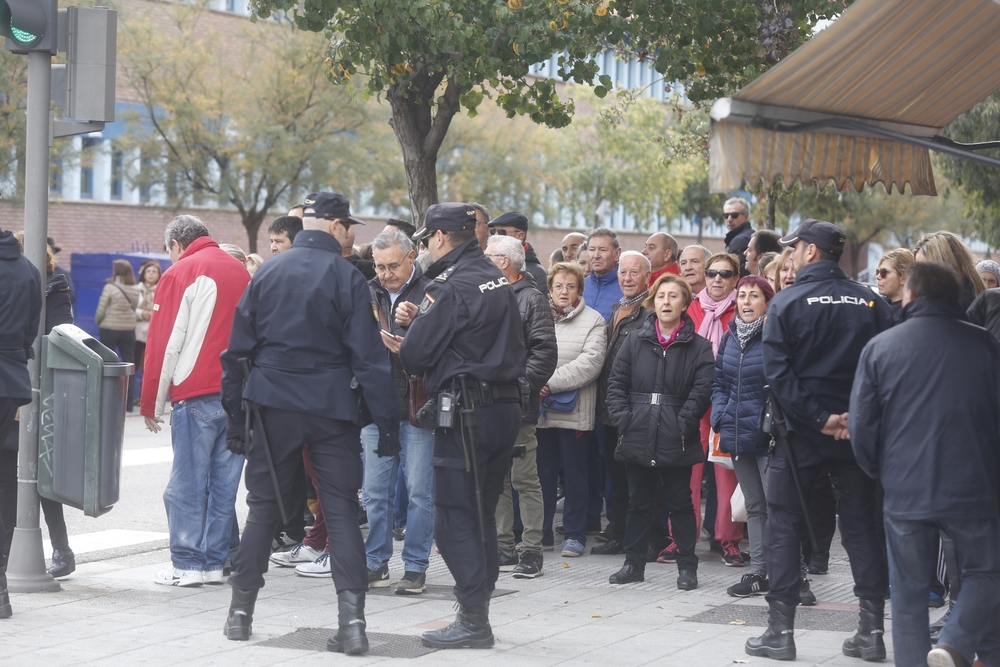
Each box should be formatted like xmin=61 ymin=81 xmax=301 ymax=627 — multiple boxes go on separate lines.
xmin=80 ymin=137 xmax=99 ymax=199
xmin=110 ymin=146 xmax=123 ymax=200
xmin=51 ymin=159 xmax=63 ymax=195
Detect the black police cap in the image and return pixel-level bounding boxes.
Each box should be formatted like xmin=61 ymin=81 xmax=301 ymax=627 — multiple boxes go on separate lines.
xmin=780 ymin=218 xmax=846 ymax=258
xmin=412 ymin=203 xmax=478 ymax=241
xmin=301 ymin=192 xmax=365 ymax=226
xmin=488 ymin=211 xmax=528 ymax=233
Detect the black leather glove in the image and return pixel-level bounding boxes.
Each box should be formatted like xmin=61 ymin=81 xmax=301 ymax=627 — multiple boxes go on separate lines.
xmin=415 ymin=399 xmax=437 ymax=430
xmin=375 ymin=427 xmax=401 ymax=458
xmin=226 ymin=422 xmax=247 ymax=456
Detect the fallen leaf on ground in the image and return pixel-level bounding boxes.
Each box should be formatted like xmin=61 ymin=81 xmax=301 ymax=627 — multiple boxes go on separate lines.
xmin=729 ymin=620 xmax=747 ymax=626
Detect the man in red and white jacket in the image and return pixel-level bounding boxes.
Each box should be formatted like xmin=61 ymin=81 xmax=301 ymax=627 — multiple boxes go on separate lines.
xmin=141 ymin=215 xmax=251 ymax=588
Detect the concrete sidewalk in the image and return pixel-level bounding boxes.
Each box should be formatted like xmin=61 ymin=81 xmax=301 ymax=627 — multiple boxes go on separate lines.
xmin=1 ymin=529 xmax=924 ymax=667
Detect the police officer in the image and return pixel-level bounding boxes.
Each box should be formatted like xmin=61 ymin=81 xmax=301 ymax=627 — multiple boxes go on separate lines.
xmin=219 ymin=192 xmax=399 ymax=656
xmin=398 ymin=203 xmax=526 ymax=649
xmin=746 ymin=219 xmax=892 ymax=662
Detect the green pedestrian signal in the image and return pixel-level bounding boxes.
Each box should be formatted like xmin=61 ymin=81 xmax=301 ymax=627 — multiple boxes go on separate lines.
xmin=1 ymin=0 xmax=56 ymax=53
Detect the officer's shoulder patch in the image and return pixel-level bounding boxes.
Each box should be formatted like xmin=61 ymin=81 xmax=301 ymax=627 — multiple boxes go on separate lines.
xmin=435 ymin=265 xmax=457 ymax=282
xmin=419 ymin=292 xmax=436 ymax=314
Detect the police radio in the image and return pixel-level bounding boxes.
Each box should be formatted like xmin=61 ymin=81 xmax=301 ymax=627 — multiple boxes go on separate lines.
xmin=437 ymin=390 xmax=457 ymax=429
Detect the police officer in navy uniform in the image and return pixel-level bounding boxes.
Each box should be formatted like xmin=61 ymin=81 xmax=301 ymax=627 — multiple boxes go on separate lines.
xmin=398 ymin=203 xmax=526 ymax=649
xmin=220 ymin=192 xmax=399 ymax=656
xmin=745 ymin=219 xmax=893 ymax=662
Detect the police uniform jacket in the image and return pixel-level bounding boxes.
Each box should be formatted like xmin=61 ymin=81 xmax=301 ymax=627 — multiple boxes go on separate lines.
xmin=607 ymin=312 xmax=714 ymax=468
xmin=762 ymin=260 xmax=892 ymax=459
xmin=399 ymin=237 xmax=526 ymax=395
xmin=0 ymin=230 xmax=41 ymax=406
xmin=850 ymin=297 xmax=1000 ymax=520
xmin=369 ymin=264 xmax=430 ymax=422
xmin=221 ymin=230 xmax=397 ymax=434
xmin=510 ymin=272 xmax=557 ymax=424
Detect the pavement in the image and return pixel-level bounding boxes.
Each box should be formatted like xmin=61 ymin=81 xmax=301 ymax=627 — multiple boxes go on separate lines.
xmin=1 ymin=415 xmax=939 ymax=666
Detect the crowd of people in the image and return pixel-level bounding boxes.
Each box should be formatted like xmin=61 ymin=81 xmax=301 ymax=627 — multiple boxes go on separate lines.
xmin=1 ymin=193 xmax=999 ymax=667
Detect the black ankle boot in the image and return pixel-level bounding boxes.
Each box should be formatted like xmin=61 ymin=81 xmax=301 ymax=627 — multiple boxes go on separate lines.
xmin=223 ymin=588 xmax=257 ymax=640
xmin=49 ymin=549 xmax=76 ymax=579
xmin=327 ymin=590 xmax=368 ymax=655
xmin=0 ymin=569 xmax=11 ymax=620
xmin=421 ymin=602 xmax=495 ymax=649
xmin=843 ymin=598 xmax=886 ymax=661
xmin=745 ymin=600 xmax=796 ymax=660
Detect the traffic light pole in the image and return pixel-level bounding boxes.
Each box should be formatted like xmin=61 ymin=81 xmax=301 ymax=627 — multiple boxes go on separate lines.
xmin=7 ymin=48 xmax=59 ymax=594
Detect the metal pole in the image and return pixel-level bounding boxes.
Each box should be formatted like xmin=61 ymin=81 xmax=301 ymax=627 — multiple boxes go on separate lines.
xmin=7 ymin=49 xmax=59 ymax=593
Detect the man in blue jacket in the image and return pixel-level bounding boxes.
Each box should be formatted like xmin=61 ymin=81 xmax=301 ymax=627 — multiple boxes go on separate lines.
xmin=583 ymin=228 xmax=623 ymax=322
xmin=747 ymin=219 xmax=893 ymax=662
xmin=850 ymin=261 xmax=1000 ymax=667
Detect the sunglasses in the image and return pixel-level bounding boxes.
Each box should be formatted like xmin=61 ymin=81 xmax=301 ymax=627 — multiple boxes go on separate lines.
xmin=723 ymin=212 xmax=744 ymax=219
xmin=875 ymin=268 xmax=893 ymax=279
xmin=488 ymin=228 xmax=507 ymax=236
xmin=705 ymin=269 xmax=736 ymax=279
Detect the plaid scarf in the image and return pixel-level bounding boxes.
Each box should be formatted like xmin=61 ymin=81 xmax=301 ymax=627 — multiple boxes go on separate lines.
xmin=736 ymin=315 xmax=765 ymax=349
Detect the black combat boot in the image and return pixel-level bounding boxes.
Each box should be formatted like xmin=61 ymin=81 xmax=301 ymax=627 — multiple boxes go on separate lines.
xmin=745 ymin=600 xmax=797 ymax=661
xmin=842 ymin=598 xmax=886 ymax=661
xmin=421 ymin=602 xmax=495 ymax=649
xmin=223 ymin=587 xmax=257 ymax=641
xmin=0 ymin=567 xmax=12 ymax=619
xmin=327 ymin=590 xmax=369 ymax=655
xmin=49 ymin=549 xmax=76 ymax=579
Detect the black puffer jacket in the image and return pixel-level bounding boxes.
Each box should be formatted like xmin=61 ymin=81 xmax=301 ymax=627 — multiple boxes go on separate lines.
xmin=511 ymin=272 xmax=557 ymax=424
xmin=369 ymin=264 xmax=431 ymax=422
xmin=0 ymin=230 xmax=41 ymax=406
xmin=45 ymin=272 xmax=74 ymax=334
xmin=608 ymin=312 xmax=714 ymax=468
xmin=523 ymin=243 xmax=549 ymax=298
xmin=597 ymin=303 xmax=647 ymax=426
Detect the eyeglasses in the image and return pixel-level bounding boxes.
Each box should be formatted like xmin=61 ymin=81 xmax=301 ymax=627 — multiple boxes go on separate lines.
xmin=488 ymin=228 xmax=507 ymax=236
xmin=723 ymin=212 xmax=744 ymax=219
xmin=705 ymin=269 xmax=736 ymax=279
xmin=484 ymin=253 xmax=506 ymax=259
xmin=551 ymin=283 xmax=578 ymax=293
xmin=374 ymin=262 xmax=404 ymax=274
xmin=875 ymin=268 xmax=893 ymax=279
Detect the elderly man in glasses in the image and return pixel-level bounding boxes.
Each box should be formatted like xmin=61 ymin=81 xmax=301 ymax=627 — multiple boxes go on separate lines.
xmin=723 ymin=197 xmax=754 ymax=277
xmin=486 ymin=212 xmax=548 ymax=297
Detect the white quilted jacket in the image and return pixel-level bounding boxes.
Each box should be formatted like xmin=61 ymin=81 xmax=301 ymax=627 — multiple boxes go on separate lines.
xmin=536 ymin=297 xmax=607 ymax=431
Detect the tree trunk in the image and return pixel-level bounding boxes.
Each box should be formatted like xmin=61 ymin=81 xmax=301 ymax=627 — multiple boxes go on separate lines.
xmin=387 ymin=71 xmax=462 ymax=225
xmin=765 ymin=183 xmax=778 ymax=230
xmin=242 ymin=210 xmax=266 ymax=254
xmin=696 ymin=214 xmax=703 ymax=244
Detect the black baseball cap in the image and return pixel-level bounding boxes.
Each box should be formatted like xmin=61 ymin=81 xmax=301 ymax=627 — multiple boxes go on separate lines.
xmin=412 ymin=203 xmax=478 ymax=241
xmin=301 ymin=192 xmax=365 ymax=226
xmin=780 ymin=218 xmax=846 ymax=258
xmin=488 ymin=211 xmax=528 ymax=233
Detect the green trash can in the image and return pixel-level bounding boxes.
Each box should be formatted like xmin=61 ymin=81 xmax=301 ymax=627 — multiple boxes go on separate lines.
xmin=38 ymin=324 xmax=134 ymax=517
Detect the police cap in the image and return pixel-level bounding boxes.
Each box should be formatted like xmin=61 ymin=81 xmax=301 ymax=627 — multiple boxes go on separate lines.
xmin=780 ymin=218 xmax=846 ymax=259
xmin=301 ymin=192 xmax=365 ymax=226
xmin=488 ymin=211 xmax=528 ymax=233
xmin=412 ymin=202 xmax=478 ymax=241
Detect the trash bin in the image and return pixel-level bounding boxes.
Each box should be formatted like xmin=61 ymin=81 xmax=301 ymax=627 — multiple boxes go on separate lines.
xmin=38 ymin=324 xmax=134 ymax=517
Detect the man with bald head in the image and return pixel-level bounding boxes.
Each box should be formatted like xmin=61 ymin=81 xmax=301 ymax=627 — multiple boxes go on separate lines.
xmin=642 ymin=232 xmax=680 ymax=282
xmin=561 ymin=233 xmax=587 ymax=263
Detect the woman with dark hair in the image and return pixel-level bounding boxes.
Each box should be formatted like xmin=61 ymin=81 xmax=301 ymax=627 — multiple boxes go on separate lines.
xmin=712 ymin=275 xmax=775 ymax=597
xmin=95 ymin=259 xmax=139 ymax=412
xmin=606 ymin=273 xmax=714 ymax=589
xmin=134 ymin=259 xmax=162 ymax=406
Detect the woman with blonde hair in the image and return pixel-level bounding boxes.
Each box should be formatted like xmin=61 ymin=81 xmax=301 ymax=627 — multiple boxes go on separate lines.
xmin=875 ymin=249 xmax=914 ymax=320
xmin=913 ymin=231 xmax=985 ymax=309
xmin=771 ymin=247 xmax=795 ymax=294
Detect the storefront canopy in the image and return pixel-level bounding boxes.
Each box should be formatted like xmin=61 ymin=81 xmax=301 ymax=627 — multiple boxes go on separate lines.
xmin=709 ymin=0 xmax=1000 ymax=195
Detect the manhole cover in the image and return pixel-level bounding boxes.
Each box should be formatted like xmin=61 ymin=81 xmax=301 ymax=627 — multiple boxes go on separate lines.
xmin=256 ymin=628 xmax=438 ymax=658
xmin=688 ymin=603 xmax=859 ymax=632
xmin=366 ymin=584 xmax=515 ymax=601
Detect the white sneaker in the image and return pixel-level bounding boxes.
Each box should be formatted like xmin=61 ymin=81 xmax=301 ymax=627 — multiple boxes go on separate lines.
xmin=295 ymin=552 xmax=331 ymax=578
xmin=154 ymin=567 xmax=203 ymax=587
xmin=203 ymin=569 xmax=224 ymax=585
xmin=269 ymin=543 xmax=322 ymax=568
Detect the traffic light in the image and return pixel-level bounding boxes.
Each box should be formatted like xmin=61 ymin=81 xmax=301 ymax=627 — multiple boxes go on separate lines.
xmin=1 ymin=0 xmax=57 ymax=53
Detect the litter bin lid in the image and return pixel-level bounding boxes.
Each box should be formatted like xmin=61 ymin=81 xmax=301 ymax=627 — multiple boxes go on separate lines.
xmin=102 ymin=362 xmax=135 ymax=377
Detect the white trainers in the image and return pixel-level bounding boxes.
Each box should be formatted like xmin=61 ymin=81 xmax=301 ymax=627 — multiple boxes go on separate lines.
xmin=295 ymin=552 xmax=331 ymax=578
xmin=154 ymin=567 xmax=203 ymax=587
xmin=203 ymin=569 xmax=225 ymax=585
xmin=269 ymin=543 xmax=322 ymax=568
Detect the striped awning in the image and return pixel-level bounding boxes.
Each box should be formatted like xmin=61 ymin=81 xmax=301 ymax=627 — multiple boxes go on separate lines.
xmin=709 ymin=0 xmax=1000 ymax=195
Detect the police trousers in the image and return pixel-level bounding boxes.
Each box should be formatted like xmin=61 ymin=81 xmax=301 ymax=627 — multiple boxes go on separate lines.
xmin=229 ymin=407 xmax=366 ymax=592
xmin=764 ymin=432 xmax=888 ymax=606
xmin=433 ymin=401 xmax=520 ymax=608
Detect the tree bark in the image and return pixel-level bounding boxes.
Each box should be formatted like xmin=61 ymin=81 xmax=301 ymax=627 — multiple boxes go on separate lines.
xmin=765 ymin=183 xmax=778 ymax=230
xmin=242 ymin=211 xmax=266 ymax=254
xmin=387 ymin=71 xmax=462 ymax=225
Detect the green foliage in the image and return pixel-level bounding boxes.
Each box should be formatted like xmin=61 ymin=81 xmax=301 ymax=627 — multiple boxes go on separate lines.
xmin=0 ymin=49 xmax=27 ymax=201
xmin=938 ymin=92 xmax=1000 ymax=248
xmin=117 ymin=2 xmax=400 ymax=251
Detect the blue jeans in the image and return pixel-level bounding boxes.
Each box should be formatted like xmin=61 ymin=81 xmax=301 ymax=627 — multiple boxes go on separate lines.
xmin=884 ymin=514 xmax=1000 ymax=667
xmin=360 ymin=422 xmax=435 ymax=573
xmin=163 ymin=394 xmax=244 ymax=572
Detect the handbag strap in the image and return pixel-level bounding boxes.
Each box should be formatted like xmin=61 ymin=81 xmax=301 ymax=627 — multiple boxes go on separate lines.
xmin=112 ymin=283 xmax=137 ymax=310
